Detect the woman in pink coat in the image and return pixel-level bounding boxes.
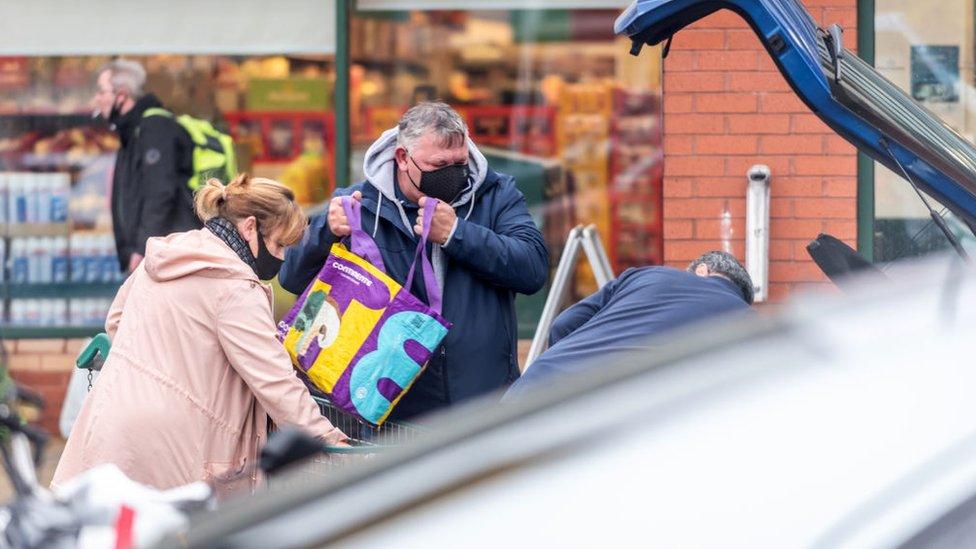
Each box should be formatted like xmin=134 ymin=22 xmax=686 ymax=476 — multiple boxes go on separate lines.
xmin=52 ymin=174 xmax=347 ymax=495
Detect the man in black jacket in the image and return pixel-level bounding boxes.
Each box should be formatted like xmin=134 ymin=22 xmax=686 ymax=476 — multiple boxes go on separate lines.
xmin=94 ymin=60 xmax=198 ymax=273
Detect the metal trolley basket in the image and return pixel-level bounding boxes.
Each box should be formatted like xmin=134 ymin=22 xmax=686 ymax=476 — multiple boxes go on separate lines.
xmin=309 ymin=389 xmax=423 ymax=446
xmin=265 ymin=390 xmax=426 ymax=488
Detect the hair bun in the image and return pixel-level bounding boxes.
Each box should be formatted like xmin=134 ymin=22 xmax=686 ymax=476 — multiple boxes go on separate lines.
xmin=227 ymin=173 xmax=250 ymax=189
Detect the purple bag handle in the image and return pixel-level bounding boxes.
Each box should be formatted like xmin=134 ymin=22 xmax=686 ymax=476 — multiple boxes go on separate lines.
xmin=404 ymin=199 xmax=443 ymax=314
xmin=340 ymin=196 xmax=386 ymax=273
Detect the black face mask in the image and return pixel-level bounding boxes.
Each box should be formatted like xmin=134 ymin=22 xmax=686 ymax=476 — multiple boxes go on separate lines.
xmin=104 ymin=93 xmax=126 ymax=125
xmin=253 ymin=225 xmax=284 ymax=281
xmin=407 ymin=155 xmax=469 ymax=203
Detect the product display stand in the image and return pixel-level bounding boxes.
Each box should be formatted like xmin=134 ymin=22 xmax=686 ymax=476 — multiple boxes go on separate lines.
xmin=525 ymin=224 xmax=614 ymax=369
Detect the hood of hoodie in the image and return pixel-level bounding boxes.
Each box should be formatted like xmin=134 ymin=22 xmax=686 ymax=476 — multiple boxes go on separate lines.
xmin=361 ymin=127 xmax=490 ymax=301
xmin=143 ymin=229 xmax=259 ymax=284
xmin=362 ymin=127 xmax=489 ymax=213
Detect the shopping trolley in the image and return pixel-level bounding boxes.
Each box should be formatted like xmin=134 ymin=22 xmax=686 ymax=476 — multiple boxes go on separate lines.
xmin=74 ymin=335 xmax=426 ymax=484
xmin=263 ymin=388 xmax=426 ymax=489
xmin=308 ymin=388 xmax=423 ymax=446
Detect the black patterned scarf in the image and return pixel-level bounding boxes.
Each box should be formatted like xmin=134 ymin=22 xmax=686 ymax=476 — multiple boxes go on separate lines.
xmin=205 ymin=217 xmax=257 ymax=271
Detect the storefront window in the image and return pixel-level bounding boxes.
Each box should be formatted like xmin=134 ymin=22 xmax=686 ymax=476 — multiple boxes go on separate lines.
xmin=873 ymin=1 xmax=976 ymax=261
xmin=348 ymin=7 xmax=664 ymax=335
xmin=0 ymin=53 xmax=335 ymax=330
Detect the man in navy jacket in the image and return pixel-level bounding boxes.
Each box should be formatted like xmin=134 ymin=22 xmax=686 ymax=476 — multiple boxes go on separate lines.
xmin=505 ymin=251 xmax=754 ymax=400
xmin=279 ymin=102 xmax=549 ymax=419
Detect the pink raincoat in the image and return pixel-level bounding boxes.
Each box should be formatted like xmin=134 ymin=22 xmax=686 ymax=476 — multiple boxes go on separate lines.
xmin=52 ymin=229 xmax=344 ymax=493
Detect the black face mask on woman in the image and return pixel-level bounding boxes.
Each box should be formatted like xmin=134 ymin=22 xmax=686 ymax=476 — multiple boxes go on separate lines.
xmin=253 ymin=224 xmax=284 ymax=281
xmin=407 ymin=155 xmax=469 ymax=203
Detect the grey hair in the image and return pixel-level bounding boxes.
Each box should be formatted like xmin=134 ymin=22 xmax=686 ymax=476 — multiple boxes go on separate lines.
xmin=99 ymin=59 xmax=146 ymax=98
xmin=687 ymin=251 xmax=755 ymax=304
xmin=396 ymin=101 xmax=468 ymax=150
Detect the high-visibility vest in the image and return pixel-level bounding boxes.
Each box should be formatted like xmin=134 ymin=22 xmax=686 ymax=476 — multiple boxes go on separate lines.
xmin=143 ymin=107 xmax=237 ymax=191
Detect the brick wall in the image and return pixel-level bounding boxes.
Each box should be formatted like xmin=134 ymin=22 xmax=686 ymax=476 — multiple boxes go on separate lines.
xmin=662 ymin=0 xmax=859 ymax=300
xmin=6 ymin=339 xmax=85 ymax=436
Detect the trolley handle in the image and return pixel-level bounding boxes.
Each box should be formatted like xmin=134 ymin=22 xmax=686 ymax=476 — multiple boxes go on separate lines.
xmin=76 ymin=333 xmax=111 ymax=372
xmin=322 ymin=442 xmax=391 ymax=455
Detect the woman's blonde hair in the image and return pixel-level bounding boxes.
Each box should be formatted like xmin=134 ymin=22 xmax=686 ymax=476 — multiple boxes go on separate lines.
xmin=194 ymin=174 xmax=306 ymax=246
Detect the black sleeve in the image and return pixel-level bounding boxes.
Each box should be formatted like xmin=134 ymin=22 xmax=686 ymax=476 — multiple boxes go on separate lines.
xmin=133 ymin=118 xmax=190 ymax=254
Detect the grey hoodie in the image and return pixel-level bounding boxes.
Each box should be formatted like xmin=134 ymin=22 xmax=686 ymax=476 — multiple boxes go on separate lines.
xmin=361 ymin=127 xmax=490 ymax=294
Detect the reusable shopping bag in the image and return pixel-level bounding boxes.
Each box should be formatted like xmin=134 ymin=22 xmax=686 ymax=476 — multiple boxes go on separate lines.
xmin=277 ymin=196 xmax=451 ymax=425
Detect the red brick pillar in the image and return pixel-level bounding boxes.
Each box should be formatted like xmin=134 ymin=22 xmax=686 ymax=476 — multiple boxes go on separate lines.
xmin=662 ymin=0 xmax=858 ymax=300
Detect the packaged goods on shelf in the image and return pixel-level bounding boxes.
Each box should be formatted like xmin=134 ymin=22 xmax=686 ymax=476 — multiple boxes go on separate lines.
xmin=558 ymin=82 xmax=614 ymax=116
xmin=613 ymin=115 xmax=660 ymax=142
xmin=611 ymin=166 xmax=660 ymax=193
xmin=66 ymin=298 xmax=113 ymax=327
xmin=573 ymin=192 xmax=612 ymax=239
xmin=558 ymin=112 xmax=612 ymax=136
xmin=53 ymin=237 xmax=69 ymax=283
xmin=279 ymin=154 xmax=330 ymax=206
xmin=608 ymin=88 xmax=664 ymax=269
xmin=8 ymin=236 xmax=68 ymax=284
xmin=28 ymin=237 xmax=47 ymax=284
xmin=461 ymin=106 xmax=557 ymax=157
xmin=2 ymin=126 xmax=117 ymax=171
xmin=10 ymin=239 xmax=28 ymax=284
xmin=612 ymin=88 xmax=661 ymax=117
xmin=566 ymin=167 xmax=607 ymax=194
xmin=68 ymin=233 xmax=123 ymax=284
xmin=557 ymin=117 xmax=610 ymax=173
xmin=0 ymin=172 xmax=70 ymax=225
xmin=7 ymin=233 xmax=120 ymax=286
xmin=612 ymin=143 xmax=660 ymax=173
xmin=364 ymin=107 xmax=406 ymax=142
xmin=614 ymin=196 xmax=660 ymax=225
xmin=615 ymin=229 xmax=662 ymax=261
xmin=558 ymin=114 xmax=610 ymax=149
xmin=9 ymin=299 xmax=69 ymax=327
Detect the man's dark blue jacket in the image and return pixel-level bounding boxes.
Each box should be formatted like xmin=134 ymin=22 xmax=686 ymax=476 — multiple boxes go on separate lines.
xmin=279 ymin=135 xmax=548 ymax=419
xmin=505 ymin=266 xmax=751 ymax=400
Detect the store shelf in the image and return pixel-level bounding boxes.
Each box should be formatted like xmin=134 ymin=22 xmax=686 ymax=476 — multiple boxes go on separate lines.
xmin=6 ymin=282 xmax=122 ymax=299
xmin=0 ymin=325 xmax=103 ymax=339
xmin=20 ymin=153 xmax=105 ymax=171
xmin=4 ymin=223 xmax=70 ymax=238
xmin=352 ymin=57 xmax=428 ymax=74
xmin=0 ymin=111 xmax=91 ymax=117
xmin=0 ymin=113 xmax=97 ymax=133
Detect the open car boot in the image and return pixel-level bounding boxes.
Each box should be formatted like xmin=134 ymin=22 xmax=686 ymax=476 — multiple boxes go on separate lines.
xmin=806 ymin=233 xmax=885 ymax=290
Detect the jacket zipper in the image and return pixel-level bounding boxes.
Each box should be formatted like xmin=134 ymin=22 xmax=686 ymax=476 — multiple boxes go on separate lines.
xmin=440 ymin=346 xmax=450 ymax=404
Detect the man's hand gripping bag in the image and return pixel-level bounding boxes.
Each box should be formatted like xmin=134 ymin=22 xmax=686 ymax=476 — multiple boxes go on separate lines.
xmin=278 ymin=197 xmax=451 ymax=425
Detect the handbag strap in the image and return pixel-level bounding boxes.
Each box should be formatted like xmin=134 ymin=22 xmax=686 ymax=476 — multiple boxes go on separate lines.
xmin=341 ymin=196 xmax=386 ymax=273
xmin=404 ymin=199 xmax=443 ymax=314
